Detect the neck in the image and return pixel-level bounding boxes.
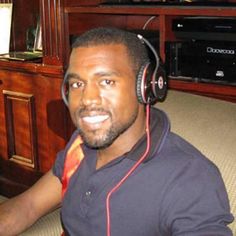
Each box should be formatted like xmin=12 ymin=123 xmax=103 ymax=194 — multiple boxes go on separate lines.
xmin=96 ymin=107 xmax=147 ymax=170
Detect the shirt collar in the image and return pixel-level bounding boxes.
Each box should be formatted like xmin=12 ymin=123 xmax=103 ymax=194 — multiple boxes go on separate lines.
xmin=125 ymin=107 xmax=170 ymax=163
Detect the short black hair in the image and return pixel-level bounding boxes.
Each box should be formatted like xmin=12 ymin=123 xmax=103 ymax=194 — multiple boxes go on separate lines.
xmin=71 ymin=27 xmax=149 ymax=76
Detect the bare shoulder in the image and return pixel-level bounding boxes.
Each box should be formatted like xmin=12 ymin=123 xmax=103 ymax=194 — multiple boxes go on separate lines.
xmin=5 ymin=170 xmax=63 ymax=218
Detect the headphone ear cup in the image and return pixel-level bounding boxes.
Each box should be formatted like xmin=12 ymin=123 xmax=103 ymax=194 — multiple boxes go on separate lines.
xmin=136 ymin=62 xmax=150 ymax=104
xmin=151 ymin=65 xmax=167 ymax=102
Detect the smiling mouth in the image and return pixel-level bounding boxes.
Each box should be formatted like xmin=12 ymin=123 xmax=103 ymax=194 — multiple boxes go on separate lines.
xmin=82 ymin=115 xmax=109 ymax=124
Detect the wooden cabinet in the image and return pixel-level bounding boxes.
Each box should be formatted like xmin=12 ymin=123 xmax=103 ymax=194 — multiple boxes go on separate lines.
xmin=1 ymin=0 xmax=236 ymax=197
xmin=63 ymin=4 xmax=236 ymax=102
xmin=0 ymin=0 xmax=70 ymax=197
xmin=0 ymin=68 xmax=69 ymax=196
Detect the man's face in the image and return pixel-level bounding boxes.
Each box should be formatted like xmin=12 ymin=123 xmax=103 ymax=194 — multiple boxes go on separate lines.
xmin=66 ymin=44 xmax=143 ymax=149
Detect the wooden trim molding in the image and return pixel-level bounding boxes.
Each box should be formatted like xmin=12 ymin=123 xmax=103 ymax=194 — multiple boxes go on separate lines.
xmin=3 ymin=90 xmax=38 ymax=169
xmin=41 ymin=0 xmax=66 ymax=66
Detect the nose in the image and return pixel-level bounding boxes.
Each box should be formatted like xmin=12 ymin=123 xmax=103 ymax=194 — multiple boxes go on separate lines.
xmin=81 ymin=82 xmax=102 ymax=107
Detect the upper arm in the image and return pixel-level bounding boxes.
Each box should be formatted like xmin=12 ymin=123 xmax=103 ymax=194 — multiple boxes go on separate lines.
xmin=0 ymin=170 xmax=62 ymax=235
xmin=23 ymin=169 xmax=62 ymax=219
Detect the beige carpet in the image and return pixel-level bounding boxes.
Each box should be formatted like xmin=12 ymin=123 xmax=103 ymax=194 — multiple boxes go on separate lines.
xmin=19 ymin=209 xmax=62 ymax=236
xmin=157 ymin=90 xmax=236 ymax=234
xmin=0 ymin=195 xmax=62 ymax=235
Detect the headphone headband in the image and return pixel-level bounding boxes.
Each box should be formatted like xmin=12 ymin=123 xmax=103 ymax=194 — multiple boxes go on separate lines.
xmin=136 ymin=34 xmax=167 ymax=104
xmin=137 ymin=34 xmax=160 ymax=77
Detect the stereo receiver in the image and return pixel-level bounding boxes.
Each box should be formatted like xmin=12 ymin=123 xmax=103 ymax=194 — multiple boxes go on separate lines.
xmin=166 ymin=40 xmax=236 ymax=83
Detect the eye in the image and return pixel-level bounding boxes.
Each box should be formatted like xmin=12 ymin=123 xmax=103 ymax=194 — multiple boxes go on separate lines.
xmin=69 ymin=80 xmax=84 ymax=89
xmin=100 ymin=79 xmax=115 ymax=86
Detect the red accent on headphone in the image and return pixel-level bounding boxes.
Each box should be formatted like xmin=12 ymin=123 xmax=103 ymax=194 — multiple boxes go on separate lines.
xmin=140 ymin=64 xmax=149 ymax=104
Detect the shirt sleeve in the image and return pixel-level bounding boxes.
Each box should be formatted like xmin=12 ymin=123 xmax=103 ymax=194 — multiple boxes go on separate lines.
xmin=52 ymin=149 xmax=66 ymax=181
xmin=52 ymin=130 xmax=80 ymax=182
xmin=161 ymin=158 xmax=234 ymax=236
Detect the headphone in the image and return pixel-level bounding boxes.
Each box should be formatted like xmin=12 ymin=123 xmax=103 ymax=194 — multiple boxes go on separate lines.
xmin=61 ymin=34 xmax=167 ymax=106
xmin=136 ymin=34 xmax=167 ymax=105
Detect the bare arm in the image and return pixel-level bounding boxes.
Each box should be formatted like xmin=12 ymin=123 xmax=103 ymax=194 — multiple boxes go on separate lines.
xmin=0 ymin=170 xmax=62 ymax=236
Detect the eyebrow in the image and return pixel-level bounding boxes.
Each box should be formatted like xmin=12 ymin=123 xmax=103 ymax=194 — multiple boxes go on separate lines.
xmin=65 ymin=70 xmax=121 ymax=82
xmin=94 ymin=70 xmax=121 ymax=77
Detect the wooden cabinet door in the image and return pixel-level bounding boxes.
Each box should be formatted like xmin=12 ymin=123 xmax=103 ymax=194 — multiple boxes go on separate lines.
xmin=0 ymin=70 xmax=68 ymax=196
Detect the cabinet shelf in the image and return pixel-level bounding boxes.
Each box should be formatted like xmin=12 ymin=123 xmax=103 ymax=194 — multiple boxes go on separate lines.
xmin=0 ymin=60 xmax=63 ymax=76
xmin=169 ymin=79 xmax=236 ymax=103
xmin=65 ymin=6 xmax=236 ymax=17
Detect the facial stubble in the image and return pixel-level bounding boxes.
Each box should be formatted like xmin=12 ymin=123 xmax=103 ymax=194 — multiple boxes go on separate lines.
xmin=75 ymin=106 xmax=139 ymax=149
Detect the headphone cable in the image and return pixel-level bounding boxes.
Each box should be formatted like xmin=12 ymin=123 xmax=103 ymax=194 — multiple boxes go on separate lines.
xmin=106 ymin=104 xmax=151 ymax=236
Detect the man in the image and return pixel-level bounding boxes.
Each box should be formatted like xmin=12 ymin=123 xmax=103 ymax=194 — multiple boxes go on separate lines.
xmin=0 ymin=27 xmax=233 ymax=235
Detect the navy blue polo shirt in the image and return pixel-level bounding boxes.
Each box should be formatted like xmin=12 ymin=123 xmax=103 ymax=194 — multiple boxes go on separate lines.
xmin=53 ymin=108 xmax=233 ymax=236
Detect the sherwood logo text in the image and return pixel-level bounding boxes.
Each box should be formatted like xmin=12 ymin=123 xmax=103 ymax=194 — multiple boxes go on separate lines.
xmin=207 ymin=47 xmax=235 ymax=55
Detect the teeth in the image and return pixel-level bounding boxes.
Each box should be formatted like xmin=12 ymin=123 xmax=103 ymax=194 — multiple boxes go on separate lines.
xmin=82 ymin=115 xmax=109 ymax=124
